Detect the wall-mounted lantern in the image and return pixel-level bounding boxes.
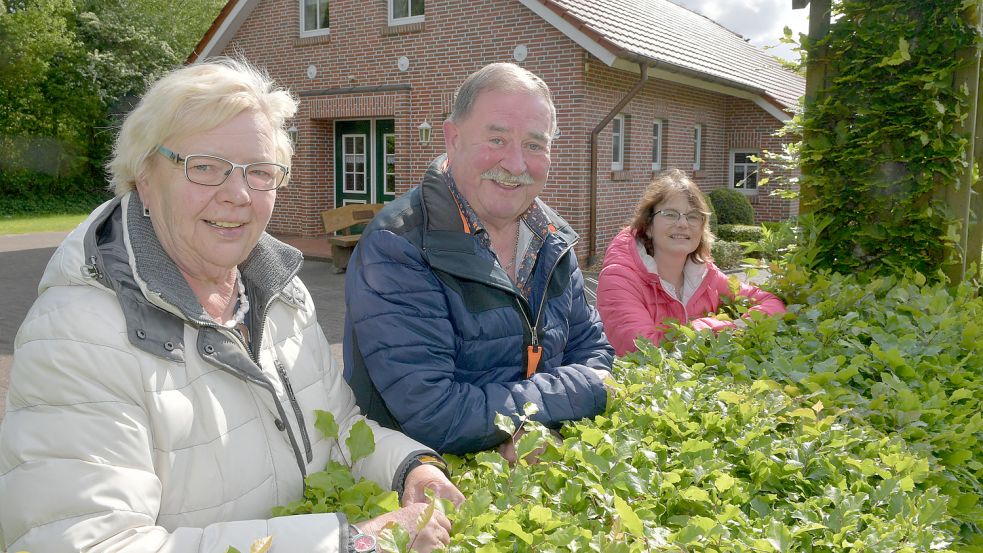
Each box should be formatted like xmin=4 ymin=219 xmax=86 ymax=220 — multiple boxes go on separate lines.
xmin=418 ymin=120 xmax=432 ymax=146
xmin=288 ymin=125 xmax=299 ymax=148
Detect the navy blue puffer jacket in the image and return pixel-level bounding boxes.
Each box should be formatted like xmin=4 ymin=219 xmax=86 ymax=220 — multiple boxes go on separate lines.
xmin=343 ymin=157 xmax=613 ymax=455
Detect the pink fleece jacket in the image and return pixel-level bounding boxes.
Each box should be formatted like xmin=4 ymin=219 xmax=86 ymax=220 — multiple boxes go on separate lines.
xmin=596 ymin=228 xmax=786 ymax=355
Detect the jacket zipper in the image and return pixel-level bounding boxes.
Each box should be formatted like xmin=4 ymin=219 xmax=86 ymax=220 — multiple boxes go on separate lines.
xmin=516 ymin=238 xmax=578 ymax=378
xmin=276 ymin=358 xmax=313 ymax=462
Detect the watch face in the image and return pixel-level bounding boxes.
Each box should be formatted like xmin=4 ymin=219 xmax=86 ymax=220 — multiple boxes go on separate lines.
xmin=353 ymin=533 xmax=376 ymax=552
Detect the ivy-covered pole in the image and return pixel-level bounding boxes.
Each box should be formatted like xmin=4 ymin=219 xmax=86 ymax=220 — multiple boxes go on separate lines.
xmin=943 ymin=0 xmax=983 ymax=283
xmin=798 ymin=0 xmax=979 ymax=278
xmin=793 ymin=0 xmax=831 ymax=213
xmin=970 ymin=60 xmax=983 ymax=278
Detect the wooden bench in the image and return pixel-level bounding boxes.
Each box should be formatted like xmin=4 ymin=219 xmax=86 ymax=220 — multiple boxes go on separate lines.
xmin=320 ymin=203 xmax=384 ymax=272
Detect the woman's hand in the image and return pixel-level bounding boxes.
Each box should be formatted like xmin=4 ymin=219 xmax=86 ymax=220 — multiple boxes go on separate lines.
xmin=357 ymin=502 xmax=451 ymax=552
xmin=402 ymin=463 xmax=465 ymax=507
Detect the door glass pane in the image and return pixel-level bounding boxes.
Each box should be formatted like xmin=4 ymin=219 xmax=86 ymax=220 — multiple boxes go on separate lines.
xmin=343 ymin=135 xmax=367 ymax=193
xmin=384 ymin=134 xmax=396 ymax=195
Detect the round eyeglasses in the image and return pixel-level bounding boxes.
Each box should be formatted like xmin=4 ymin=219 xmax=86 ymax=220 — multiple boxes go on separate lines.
xmin=653 ymin=208 xmax=707 ymax=226
xmin=157 ymin=145 xmax=289 ymax=191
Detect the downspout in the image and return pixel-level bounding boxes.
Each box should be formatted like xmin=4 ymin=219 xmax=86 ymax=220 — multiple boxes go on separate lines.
xmin=587 ymin=61 xmax=649 ymax=267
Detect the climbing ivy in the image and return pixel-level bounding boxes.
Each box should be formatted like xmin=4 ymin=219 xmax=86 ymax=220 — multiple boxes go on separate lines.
xmin=799 ymin=0 xmax=978 ymax=275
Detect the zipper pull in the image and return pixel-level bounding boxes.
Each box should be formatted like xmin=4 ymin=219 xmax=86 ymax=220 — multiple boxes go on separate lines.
xmin=80 ymin=255 xmax=103 ymax=280
xmin=525 ymin=344 xmax=542 ymax=378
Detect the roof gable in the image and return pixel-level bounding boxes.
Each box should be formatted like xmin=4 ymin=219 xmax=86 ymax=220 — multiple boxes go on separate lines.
xmin=191 ymin=0 xmax=804 ymax=116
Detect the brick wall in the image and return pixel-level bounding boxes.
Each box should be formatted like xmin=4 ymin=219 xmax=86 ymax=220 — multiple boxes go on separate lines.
xmin=581 ymin=62 xmax=800 ymax=260
xmin=218 ymin=0 xmax=798 ymax=258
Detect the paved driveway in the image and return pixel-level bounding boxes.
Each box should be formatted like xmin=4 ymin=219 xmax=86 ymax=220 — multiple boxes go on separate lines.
xmin=0 ymin=232 xmax=346 ymax=424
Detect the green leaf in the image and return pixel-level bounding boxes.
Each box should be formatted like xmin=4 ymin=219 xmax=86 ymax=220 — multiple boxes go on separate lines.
xmin=346 ymin=419 xmax=376 ymax=464
xmin=515 ymin=426 xmax=549 ymax=462
xmin=613 ymin=495 xmax=644 ymax=536
xmin=680 ymin=486 xmax=710 ymax=502
xmin=497 ymin=519 xmax=533 ymax=544
xmin=579 ymin=427 xmax=605 ymax=447
xmin=714 ymin=473 xmax=736 ymax=492
xmin=766 ymin=520 xmax=793 ymax=552
xmin=494 ymin=412 xmax=516 ymax=435
xmin=522 ymin=401 xmax=540 ymax=417
xmin=314 ymin=409 xmax=339 ymax=440
xmin=376 ymin=522 xmax=411 ymax=552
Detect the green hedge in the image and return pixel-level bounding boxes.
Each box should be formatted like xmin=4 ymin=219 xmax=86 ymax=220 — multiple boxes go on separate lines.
xmin=708 ymin=189 xmax=754 ymax=225
xmin=0 ymin=170 xmax=111 ymax=216
xmin=710 ymin=239 xmax=745 ymax=271
xmin=716 ymin=224 xmax=763 ymax=243
xmin=269 ymin=267 xmax=982 ymax=551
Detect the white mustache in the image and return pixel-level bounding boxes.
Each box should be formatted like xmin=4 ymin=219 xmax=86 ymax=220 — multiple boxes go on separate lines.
xmin=481 ymin=169 xmax=534 ymax=186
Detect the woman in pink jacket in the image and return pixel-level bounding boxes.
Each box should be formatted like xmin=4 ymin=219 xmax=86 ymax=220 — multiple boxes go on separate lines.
xmin=596 ymin=169 xmax=785 ymax=355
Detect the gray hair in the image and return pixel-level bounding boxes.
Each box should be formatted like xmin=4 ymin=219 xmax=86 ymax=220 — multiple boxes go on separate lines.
xmin=449 ymin=62 xmax=558 ymax=139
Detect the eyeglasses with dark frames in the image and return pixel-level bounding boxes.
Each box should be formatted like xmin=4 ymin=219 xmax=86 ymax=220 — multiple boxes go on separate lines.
xmin=652 ymin=208 xmax=707 ymax=226
xmin=156 ymin=145 xmax=289 ymax=191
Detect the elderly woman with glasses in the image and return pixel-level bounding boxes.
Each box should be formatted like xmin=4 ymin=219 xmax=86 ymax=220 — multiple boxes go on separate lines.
xmin=0 ymin=59 xmax=462 ymax=553
xmin=596 ymin=169 xmax=785 ymax=355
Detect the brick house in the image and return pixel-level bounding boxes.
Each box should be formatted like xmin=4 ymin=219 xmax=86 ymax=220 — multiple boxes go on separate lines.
xmin=191 ymin=0 xmax=804 ymax=263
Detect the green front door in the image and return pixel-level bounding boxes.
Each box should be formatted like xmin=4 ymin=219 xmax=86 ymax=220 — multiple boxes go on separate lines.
xmin=334 ymin=119 xmax=396 ymax=207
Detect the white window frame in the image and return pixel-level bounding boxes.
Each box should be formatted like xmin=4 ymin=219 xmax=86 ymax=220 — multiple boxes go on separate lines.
xmin=300 ymin=0 xmax=329 ymax=37
xmin=388 ymin=0 xmax=424 ymax=25
xmin=342 ymin=134 xmax=367 ymax=194
xmin=729 ymin=150 xmax=760 ymax=193
xmin=611 ymin=114 xmax=625 ymax=171
xmin=652 ymin=119 xmax=663 ymax=171
xmin=383 ymin=132 xmax=396 ymax=196
xmin=693 ymin=124 xmax=702 ymax=171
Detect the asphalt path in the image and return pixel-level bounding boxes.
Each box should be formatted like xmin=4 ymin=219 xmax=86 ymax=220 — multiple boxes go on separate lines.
xmin=0 ymin=232 xmax=346 ymax=424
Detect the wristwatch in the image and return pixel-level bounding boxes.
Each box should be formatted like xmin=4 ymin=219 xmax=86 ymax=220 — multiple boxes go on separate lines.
xmin=350 ymin=524 xmax=377 ymax=553
xmin=407 ymin=453 xmax=449 ymax=475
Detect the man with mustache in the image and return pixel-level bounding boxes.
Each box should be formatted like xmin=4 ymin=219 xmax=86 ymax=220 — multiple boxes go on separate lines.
xmin=343 ymin=62 xmax=614 ymax=460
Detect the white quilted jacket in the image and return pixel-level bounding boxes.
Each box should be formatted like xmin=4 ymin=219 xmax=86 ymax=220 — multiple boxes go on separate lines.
xmin=0 ymin=194 xmax=432 ymax=552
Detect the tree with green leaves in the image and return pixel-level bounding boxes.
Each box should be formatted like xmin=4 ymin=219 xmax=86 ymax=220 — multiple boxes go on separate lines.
xmin=0 ymin=0 xmax=224 ymax=214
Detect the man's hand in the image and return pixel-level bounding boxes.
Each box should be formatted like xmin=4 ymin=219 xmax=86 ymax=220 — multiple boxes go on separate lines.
xmin=497 ymin=428 xmax=562 ymax=465
xmin=591 ymin=368 xmax=614 ymax=389
xmin=402 ymin=463 xmax=465 ymax=507
xmin=357 ymin=502 xmax=451 ymax=553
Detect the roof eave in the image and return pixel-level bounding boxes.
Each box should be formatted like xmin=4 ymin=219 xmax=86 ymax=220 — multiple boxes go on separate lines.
xmin=520 ymin=0 xmax=795 ymax=122
xmin=611 ymin=57 xmax=794 ymax=121
xmin=186 ymin=0 xmax=259 ymax=64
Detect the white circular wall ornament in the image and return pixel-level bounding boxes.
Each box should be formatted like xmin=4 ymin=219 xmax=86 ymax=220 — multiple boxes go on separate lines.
xmin=306 ymin=64 xmax=317 ymax=79
xmin=397 ymin=56 xmax=410 ymax=72
xmin=513 ymin=44 xmax=528 ymax=62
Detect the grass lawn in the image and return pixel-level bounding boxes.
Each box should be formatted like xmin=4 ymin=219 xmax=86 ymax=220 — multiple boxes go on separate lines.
xmin=0 ymin=213 xmax=89 ymax=236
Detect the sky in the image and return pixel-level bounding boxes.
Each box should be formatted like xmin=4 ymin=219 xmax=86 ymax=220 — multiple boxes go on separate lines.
xmin=669 ymin=0 xmax=810 ymax=62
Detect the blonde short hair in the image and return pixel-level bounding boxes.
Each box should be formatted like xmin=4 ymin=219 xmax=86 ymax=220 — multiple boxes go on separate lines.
xmin=108 ymin=57 xmax=298 ymax=196
xmin=629 ymin=168 xmax=714 ymax=264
